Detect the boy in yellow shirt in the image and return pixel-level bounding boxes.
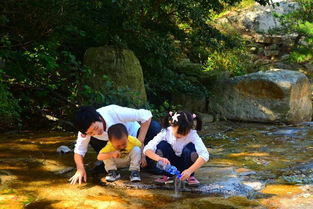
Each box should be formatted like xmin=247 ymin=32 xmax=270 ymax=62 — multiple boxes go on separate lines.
xmin=97 ymin=123 xmax=142 ymax=182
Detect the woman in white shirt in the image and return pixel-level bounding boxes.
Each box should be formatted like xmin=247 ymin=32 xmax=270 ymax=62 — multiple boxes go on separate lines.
xmin=69 ymin=105 xmax=161 ymax=184
xmin=144 ymin=111 xmax=209 ymax=186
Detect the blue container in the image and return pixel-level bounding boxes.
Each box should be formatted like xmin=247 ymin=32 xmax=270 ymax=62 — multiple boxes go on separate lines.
xmin=156 ymin=160 xmax=181 ymax=178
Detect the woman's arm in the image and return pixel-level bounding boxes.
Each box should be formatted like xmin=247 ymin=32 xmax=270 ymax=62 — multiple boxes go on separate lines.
xmin=69 ymin=153 xmax=86 ymax=184
xmin=137 ymin=118 xmax=151 ymax=143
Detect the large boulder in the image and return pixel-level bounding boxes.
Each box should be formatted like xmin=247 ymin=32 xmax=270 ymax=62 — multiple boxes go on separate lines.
xmin=218 ymin=0 xmax=299 ymax=33
xmin=208 ymin=69 xmax=312 ymax=123
xmin=84 ymin=46 xmax=147 ymax=103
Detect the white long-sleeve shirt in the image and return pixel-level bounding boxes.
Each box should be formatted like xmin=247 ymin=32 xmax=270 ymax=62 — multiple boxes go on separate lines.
xmin=143 ymin=127 xmax=209 ymax=161
xmin=74 ymin=104 xmax=152 ymax=156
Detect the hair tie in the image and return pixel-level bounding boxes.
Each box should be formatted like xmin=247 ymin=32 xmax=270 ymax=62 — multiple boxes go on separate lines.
xmin=172 ymin=112 xmax=180 ymax=123
xmin=192 ymin=114 xmax=196 ymax=119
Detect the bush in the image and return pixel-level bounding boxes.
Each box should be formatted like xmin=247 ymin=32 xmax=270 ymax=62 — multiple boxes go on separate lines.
xmin=0 ymin=81 xmax=20 ymax=130
xmin=278 ymin=0 xmax=313 ymax=64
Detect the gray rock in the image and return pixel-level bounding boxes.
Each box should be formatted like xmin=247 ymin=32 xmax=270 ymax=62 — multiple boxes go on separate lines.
xmin=264 ymin=49 xmax=279 ymax=57
xmin=225 ymin=0 xmax=299 ymax=33
xmin=208 ymin=69 xmax=312 ymax=123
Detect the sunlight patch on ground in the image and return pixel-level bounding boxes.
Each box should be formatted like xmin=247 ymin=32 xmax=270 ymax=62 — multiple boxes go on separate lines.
xmin=228 ymin=152 xmax=269 ymax=157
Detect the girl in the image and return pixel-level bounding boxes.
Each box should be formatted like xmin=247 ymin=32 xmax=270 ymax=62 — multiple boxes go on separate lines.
xmin=143 ymin=111 xmax=209 ymax=186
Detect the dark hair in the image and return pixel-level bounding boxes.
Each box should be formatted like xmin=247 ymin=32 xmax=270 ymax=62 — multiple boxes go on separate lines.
xmin=162 ymin=111 xmax=202 ymax=135
xmin=108 ymin=123 xmax=128 ymax=140
xmin=73 ymin=106 xmax=101 ymax=134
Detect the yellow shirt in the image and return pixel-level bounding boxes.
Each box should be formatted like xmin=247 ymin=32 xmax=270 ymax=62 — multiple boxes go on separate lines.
xmin=99 ymin=136 xmax=142 ymax=158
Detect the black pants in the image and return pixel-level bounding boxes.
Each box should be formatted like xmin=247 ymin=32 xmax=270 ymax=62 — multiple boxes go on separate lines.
xmin=89 ymin=120 xmax=162 ymax=153
xmin=152 ymin=141 xmax=196 ymax=176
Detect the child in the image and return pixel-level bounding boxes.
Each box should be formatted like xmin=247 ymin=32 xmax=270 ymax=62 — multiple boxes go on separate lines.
xmin=143 ymin=111 xmax=209 ymax=186
xmin=97 ymin=123 xmax=142 ymax=182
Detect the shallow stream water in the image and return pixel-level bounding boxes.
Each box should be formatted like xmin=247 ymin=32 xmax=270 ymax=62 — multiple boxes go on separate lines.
xmin=1 ymin=121 xmax=313 ymax=208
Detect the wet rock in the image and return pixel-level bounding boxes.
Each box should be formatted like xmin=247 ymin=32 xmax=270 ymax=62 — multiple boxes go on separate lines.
xmin=199 ymin=113 xmax=214 ymax=134
xmin=267 ymin=127 xmax=305 ymax=137
xmin=0 ymin=170 xmax=16 ymax=186
xmin=97 ymin=166 xmax=258 ymax=197
xmin=54 ymin=167 xmax=74 ymax=175
xmin=239 ymin=171 xmax=257 ymax=176
xmin=242 ymin=181 xmax=264 ymax=191
xmin=280 ymin=161 xmax=313 ymax=184
xmin=162 ymin=196 xmax=263 ymax=209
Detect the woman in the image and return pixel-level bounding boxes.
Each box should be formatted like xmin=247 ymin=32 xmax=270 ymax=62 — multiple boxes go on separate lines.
xmin=69 ymin=105 xmax=161 ymax=184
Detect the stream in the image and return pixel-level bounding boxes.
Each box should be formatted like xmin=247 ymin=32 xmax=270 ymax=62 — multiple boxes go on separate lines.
xmin=1 ymin=121 xmax=313 ymax=209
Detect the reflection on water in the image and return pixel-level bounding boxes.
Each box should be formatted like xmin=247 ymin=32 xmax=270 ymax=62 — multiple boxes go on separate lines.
xmin=1 ymin=122 xmax=313 ymax=208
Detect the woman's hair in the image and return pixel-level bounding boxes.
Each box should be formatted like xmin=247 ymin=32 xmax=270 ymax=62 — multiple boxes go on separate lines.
xmin=162 ymin=111 xmax=202 ymax=135
xmin=108 ymin=123 xmax=128 ymax=140
xmin=73 ymin=106 xmax=102 ymax=134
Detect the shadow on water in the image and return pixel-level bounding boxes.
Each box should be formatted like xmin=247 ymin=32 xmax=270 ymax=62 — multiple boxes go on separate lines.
xmin=24 ymin=200 xmax=59 ymax=209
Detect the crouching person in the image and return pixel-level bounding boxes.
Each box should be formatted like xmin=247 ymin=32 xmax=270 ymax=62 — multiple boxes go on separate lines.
xmin=97 ymin=123 xmax=142 ymax=182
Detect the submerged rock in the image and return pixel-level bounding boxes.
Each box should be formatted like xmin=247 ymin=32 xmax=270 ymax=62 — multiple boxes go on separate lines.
xmin=96 ymin=166 xmax=262 ymax=198
xmin=281 ymin=161 xmax=313 ymax=184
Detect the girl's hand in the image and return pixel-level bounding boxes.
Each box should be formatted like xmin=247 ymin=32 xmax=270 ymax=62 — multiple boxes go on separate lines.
xmin=112 ymin=151 xmax=121 ymax=158
xmin=180 ymin=169 xmax=192 ymax=181
xmin=158 ymin=157 xmax=170 ymax=165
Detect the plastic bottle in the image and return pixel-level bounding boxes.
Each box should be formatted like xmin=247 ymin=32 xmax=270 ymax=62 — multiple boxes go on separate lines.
xmin=156 ymin=160 xmax=181 ymax=178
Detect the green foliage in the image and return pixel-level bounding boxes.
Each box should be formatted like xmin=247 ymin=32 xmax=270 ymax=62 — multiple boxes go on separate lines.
xmin=278 ymin=0 xmax=313 ymax=64
xmin=0 ymin=80 xmax=20 ymax=129
xmin=79 ymin=75 xmax=145 ymax=109
xmin=146 ymin=101 xmax=182 ymax=120
xmin=289 ymin=21 xmax=313 ymax=63
xmin=205 ymin=48 xmax=252 ymax=76
xmin=0 ymin=0 xmax=271 ymax=129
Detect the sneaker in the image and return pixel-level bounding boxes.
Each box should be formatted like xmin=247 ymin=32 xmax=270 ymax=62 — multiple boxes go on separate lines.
xmin=154 ymin=175 xmax=173 ymax=184
xmin=105 ymin=170 xmax=120 ymax=182
xmin=187 ymin=176 xmax=200 ymax=186
xmin=130 ymin=170 xmax=141 ymax=182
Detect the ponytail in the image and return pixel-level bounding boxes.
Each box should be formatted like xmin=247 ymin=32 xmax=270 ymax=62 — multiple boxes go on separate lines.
xmin=192 ymin=113 xmax=202 ymax=131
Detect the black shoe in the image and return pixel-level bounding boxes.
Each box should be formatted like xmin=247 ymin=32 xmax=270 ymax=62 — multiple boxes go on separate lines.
xmin=105 ymin=170 xmax=120 ymax=182
xmin=130 ymin=170 xmax=141 ymax=182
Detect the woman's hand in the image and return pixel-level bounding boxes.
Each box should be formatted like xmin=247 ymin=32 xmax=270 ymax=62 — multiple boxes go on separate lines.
xmin=69 ymin=168 xmax=87 ymax=185
xmin=180 ymin=169 xmax=192 ymax=181
xmin=140 ymin=154 xmax=147 ymax=167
